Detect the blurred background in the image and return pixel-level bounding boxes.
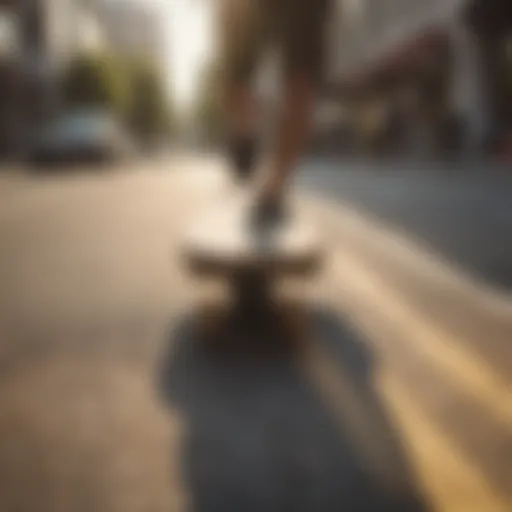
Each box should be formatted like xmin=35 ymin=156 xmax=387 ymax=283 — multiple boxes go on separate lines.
xmin=0 ymin=0 xmax=511 ymax=162
xmin=0 ymin=2 xmax=511 ymax=512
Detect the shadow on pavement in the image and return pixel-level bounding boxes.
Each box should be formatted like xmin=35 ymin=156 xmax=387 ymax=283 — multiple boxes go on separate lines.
xmin=158 ymin=306 xmax=430 ymax=512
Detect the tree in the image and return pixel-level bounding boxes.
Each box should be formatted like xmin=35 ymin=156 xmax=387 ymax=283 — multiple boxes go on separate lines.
xmin=194 ymin=58 xmax=225 ymax=144
xmin=62 ymin=52 xmax=129 ymax=116
xmin=126 ymin=59 xmax=174 ymax=147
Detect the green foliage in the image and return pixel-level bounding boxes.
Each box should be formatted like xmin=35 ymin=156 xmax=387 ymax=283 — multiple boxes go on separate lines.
xmin=61 ymin=53 xmax=175 ymax=146
xmin=125 ymin=59 xmax=174 ymax=145
xmin=62 ymin=53 xmax=129 ymax=116
xmin=194 ymin=59 xmax=225 ymax=141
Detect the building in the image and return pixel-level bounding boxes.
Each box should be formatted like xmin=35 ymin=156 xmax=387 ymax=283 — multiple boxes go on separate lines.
xmin=0 ymin=1 xmax=20 ymax=156
xmin=0 ymin=0 xmax=47 ymax=156
xmin=463 ymin=0 xmax=512 ymax=152
xmin=328 ymin=0 xmax=461 ymax=82
xmin=45 ymin=0 xmax=106 ymax=65
xmin=96 ymin=0 xmax=167 ymax=66
xmin=325 ymin=0 xmax=512 ymax=157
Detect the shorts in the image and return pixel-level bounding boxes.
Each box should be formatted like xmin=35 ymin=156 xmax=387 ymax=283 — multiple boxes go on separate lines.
xmin=219 ymin=0 xmax=329 ymax=85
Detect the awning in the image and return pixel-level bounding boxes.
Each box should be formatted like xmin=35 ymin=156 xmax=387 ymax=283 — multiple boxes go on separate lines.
xmin=328 ymin=0 xmax=465 ymax=88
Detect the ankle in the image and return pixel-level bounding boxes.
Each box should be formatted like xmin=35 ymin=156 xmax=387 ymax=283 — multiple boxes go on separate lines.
xmin=260 ymin=172 xmax=286 ymax=198
xmin=228 ymin=136 xmax=258 ymax=179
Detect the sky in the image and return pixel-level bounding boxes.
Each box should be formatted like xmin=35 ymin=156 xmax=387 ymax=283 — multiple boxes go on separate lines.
xmin=118 ymin=0 xmax=212 ymax=113
xmin=0 ymin=0 xmax=213 ymax=117
xmin=165 ymin=1 xmax=214 ymax=112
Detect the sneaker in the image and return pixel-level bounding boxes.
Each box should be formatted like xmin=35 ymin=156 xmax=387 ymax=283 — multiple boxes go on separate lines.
xmin=229 ymin=137 xmax=257 ymax=183
xmin=249 ymin=195 xmax=287 ymax=232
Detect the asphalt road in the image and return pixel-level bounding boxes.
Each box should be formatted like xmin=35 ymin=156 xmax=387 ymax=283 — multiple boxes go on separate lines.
xmin=297 ymin=158 xmax=512 ymax=291
xmin=0 ymin=156 xmax=510 ymax=512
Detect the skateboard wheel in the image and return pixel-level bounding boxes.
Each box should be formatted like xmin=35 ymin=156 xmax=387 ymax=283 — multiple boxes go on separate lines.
xmin=198 ymin=304 xmax=228 ymax=341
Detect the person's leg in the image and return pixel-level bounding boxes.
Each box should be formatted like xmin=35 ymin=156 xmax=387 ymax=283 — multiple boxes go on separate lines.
xmin=259 ymin=71 xmax=317 ymax=202
xmin=219 ymin=0 xmax=263 ymax=183
xmin=254 ymin=0 xmax=329 ymax=222
xmin=225 ymin=83 xmax=259 ymax=182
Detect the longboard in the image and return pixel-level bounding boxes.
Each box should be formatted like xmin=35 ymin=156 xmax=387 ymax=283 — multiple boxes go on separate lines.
xmin=182 ymin=194 xmax=321 ymax=276
xmin=181 ymin=193 xmax=323 ymax=343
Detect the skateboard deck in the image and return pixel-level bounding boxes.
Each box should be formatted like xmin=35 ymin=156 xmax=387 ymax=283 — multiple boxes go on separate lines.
xmin=180 ymin=193 xmax=322 ymax=344
xmin=182 ymin=194 xmax=322 ymax=278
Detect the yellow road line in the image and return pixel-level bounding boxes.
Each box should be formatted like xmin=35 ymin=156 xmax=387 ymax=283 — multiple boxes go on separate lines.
xmin=301 ymin=342 xmax=415 ymax=495
xmin=301 ymin=341 xmax=510 ymax=511
xmin=381 ymin=377 xmax=511 ymax=512
xmin=304 ymin=198 xmax=511 ymax=308
xmin=325 ymin=250 xmax=512 ymax=428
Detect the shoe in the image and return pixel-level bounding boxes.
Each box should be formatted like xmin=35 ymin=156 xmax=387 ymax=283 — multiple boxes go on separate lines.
xmin=249 ymin=195 xmax=287 ymax=232
xmin=230 ymin=137 xmax=257 ymax=183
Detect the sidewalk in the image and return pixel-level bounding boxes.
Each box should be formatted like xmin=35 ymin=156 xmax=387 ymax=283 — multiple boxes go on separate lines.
xmin=303 ymin=154 xmax=512 ymax=176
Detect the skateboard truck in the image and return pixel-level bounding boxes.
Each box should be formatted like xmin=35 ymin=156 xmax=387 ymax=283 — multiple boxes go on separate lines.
xmin=180 ymin=198 xmax=322 ymax=346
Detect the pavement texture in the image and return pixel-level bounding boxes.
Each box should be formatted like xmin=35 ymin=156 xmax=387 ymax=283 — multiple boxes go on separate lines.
xmin=0 ymin=156 xmax=510 ymax=512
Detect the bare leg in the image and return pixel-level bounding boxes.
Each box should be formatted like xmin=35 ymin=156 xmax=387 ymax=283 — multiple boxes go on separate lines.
xmin=218 ymin=0 xmax=261 ymax=183
xmin=224 ymin=80 xmax=260 ymax=182
xmin=225 ymin=81 xmax=258 ymax=139
xmin=249 ymin=0 xmax=327 ymax=226
xmin=260 ymin=71 xmax=316 ymax=202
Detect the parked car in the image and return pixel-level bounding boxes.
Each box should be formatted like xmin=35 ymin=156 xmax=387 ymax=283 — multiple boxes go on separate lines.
xmin=27 ymin=110 xmax=133 ymax=167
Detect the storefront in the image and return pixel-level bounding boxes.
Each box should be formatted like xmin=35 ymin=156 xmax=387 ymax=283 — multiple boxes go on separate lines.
xmin=461 ymin=0 xmax=512 ymax=152
xmin=320 ymin=0 xmax=512 ymax=158
xmin=329 ymin=29 xmax=454 ymax=156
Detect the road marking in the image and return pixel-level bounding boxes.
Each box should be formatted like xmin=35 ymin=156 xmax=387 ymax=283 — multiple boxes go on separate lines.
xmin=325 ymin=249 xmax=512 ymax=428
xmin=301 ymin=342 xmax=414 ymax=495
xmin=382 ymin=377 xmax=511 ymax=512
xmin=304 ymin=197 xmax=512 ymax=310
xmin=301 ymin=341 xmax=510 ymax=512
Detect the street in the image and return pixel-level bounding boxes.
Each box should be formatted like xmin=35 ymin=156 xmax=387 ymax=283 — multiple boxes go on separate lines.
xmin=0 ymin=156 xmax=510 ymax=512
